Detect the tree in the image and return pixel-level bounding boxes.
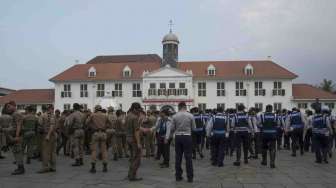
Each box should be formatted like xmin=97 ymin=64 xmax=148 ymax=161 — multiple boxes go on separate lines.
xmin=319 ymin=79 xmax=335 ymax=92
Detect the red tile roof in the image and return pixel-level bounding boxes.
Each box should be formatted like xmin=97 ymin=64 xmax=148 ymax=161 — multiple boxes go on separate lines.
xmin=50 ymin=61 xmax=161 ymax=82
xmin=50 ymin=54 xmax=297 ymax=82
xmin=0 ymin=89 xmax=55 ymax=105
xmin=292 ymin=84 xmax=336 ymax=100
xmin=178 ymin=60 xmax=297 ymax=79
xmin=87 ymin=54 xmax=162 ymax=64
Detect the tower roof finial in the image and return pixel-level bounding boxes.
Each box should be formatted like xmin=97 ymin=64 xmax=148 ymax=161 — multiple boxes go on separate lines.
xmin=169 ymin=20 xmax=173 ymax=33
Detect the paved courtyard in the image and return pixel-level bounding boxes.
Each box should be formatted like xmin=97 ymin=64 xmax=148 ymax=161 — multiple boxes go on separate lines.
xmin=1 ymin=148 xmax=336 ymax=188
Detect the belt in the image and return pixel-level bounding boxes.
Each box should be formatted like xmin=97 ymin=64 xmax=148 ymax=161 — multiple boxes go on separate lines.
xmin=291 ymin=124 xmax=303 ymax=129
xmin=262 ymin=130 xmax=277 ymax=133
xmin=175 ymin=133 xmax=191 ymax=136
xmin=193 ymin=128 xmax=204 ymax=132
xmin=213 ymin=130 xmax=226 ymax=134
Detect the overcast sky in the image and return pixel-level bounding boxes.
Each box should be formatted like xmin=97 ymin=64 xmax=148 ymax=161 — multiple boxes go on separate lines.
xmin=0 ymin=0 xmax=335 ymax=89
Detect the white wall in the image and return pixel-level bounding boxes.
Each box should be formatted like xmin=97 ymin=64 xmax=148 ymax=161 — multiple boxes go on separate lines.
xmin=54 ymin=78 xmax=296 ymax=112
xmin=193 ymin=79 xmax=293 ymax=110
xmin=54 ymin=81 xmax=143 ymax=111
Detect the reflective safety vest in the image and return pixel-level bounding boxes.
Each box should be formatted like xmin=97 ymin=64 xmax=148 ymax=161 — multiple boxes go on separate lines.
xmin=312 ymin=114 xmax=328 ymax=135
xmin=212 ymin=113 xmax=227 ymax=135
xmin=261 ymin=113 xmax=277 ymax=134
xmin=235 ymin=112 xmax=249 ymax=132
xmin=193 ymin=114 xmax=204 ymax=132
xmin=202 ymin=114 xmax=211 ymax=124
xmin=289 ymin=111 xmax=304 ymax=129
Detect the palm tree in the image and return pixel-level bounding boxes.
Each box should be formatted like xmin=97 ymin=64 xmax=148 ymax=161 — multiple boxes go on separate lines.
xmin=319 ymin=79 xmax=335 ymax=92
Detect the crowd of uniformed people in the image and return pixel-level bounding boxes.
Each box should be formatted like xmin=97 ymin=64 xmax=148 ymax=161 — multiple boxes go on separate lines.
xmin=0 ymin=100 xmax=335 ymax=183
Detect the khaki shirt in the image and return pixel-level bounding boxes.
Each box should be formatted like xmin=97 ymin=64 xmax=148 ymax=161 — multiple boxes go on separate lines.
xmin=125 ymin=112 xmax=140 ymax=140
xmin=67 ymin=111 xmax=84 ymax=130
xmin=115 ymin=116 xmax=126 ymax=135
xmin=39 ymin=112 xmax=56 ymax=134
xmin=86 ymin=111 xmax=110 ymax=131
xmin=57 ymin=115 xmax=66 ymax=134
xmin=12 ymin=112 xmax=23 ymax=134
xmin=107 ymin=113 xmax=117 ymax=129
xmin=22 ymin=114 xmax=39 ymax=132
xmin=0 ymin=114 xmax=13 ymax=133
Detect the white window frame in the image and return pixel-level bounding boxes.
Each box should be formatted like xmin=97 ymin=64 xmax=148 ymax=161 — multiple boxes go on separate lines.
xmin=198 ymin=103 xmax=207 ymax=111
xmin=255 ymin=103 xmax=263 ymax=111
xmin=274 ymin=103 xmax=282 ymax=112
xmin=217 ymin=82 xmax=225 ymax=96
xmin=96 ymin=83 xmax=105 ymax=97
xmin=217 ymin=103 xmax=225 ymax=110
xmin=255 ymin=81 xmax=265 ymax=96
xmin=235 ymin=81 xmax=246 ymax=96
xmin=80 ymin=84 xmax=88 ymax=98
xmin=132 ymin=83 xmax=142 ymax=97
xmin=198 ymin=82 xmax=206 ymax=97
xmin=113 ymin=83 xmax=123 ymax=97
xmin=61 ymin=84 xmax=72 ymax=98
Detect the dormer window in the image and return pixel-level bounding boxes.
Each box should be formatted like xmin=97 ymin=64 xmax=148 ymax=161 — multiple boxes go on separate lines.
xmin=244 ymin=64 xmax=254 ymax=76
xmin=88 ymin=66 xmax=96 ymax=78
xmin=207 ymin=64 xmax=216 ymax=76
xmin=123 ymin=65 xmax=132 ymax=77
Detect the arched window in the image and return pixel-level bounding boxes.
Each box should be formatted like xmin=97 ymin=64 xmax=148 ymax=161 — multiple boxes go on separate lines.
xmin=244 ymin=64 xmax=254 ymax=76
xmin=207 ymin=64 xmax=216 ymax=76
xmin=123 ymin=65 xmax=132 ymax=77
xmin=88 ymin=66 xmax=96 ymax=78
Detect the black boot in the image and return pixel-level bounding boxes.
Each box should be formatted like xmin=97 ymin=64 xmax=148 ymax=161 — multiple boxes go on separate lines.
xmin=11 ymin=165 xmax=25 ymax=175
xmin=79 ymin=158 xmax=84 ymax=166
xmin=103 ymin=163 xmax=108 ymax=172
xmin=233 ymin=161 xmax=241 ymax=166
xmin=270 ymin=163 xmax=276 ymax=168
xmin=90 ymin=163 xmax=96 ymax=173
xmin=72 ymin=159 xmax=81 ymax=167
xmin=26 ymin=157 xmax=31 ymax=164
xmin=261 ymin=152 xmax=267 ymax=166
xmin=113 ymin=153 xmax=118 ymax=161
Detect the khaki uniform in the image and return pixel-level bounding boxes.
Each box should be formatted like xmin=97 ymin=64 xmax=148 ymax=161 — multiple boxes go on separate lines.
xmin=39 ymin=112 xmax=57 ymax=171
xmin=126 ymin=112 xmax=141 ymax=180
xmin=22 ymin=114 xmax=39 ymax=161
xmin=67 ymin=111 xmax=85 ymax=161
xmin=107 ymin=113 xmax=117 ymax=156
xmin=11 ymin=112 xmax=24 ymax=166
xmin=86 ymin=111 xmax=109 ymax=163
xmin=56 ymin=114 xmax=68 ymax=155
xmin=115 ymin=116 xmax=129 ymax=158
xmin=0 ymin=114 xmax=13 ymax=156
xmin=142 ymin=115 xmax=156 ymax=157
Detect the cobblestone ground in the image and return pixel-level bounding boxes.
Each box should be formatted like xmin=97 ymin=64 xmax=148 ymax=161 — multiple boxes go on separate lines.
xmin=1 ymin=148 xmax=336 ymax=188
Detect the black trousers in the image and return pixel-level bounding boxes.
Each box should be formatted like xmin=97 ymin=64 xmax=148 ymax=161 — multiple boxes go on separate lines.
xmin=261 ymin=134 xmax=276 ymax=165
xmin=276 ymin=128 xmax=283 ymax=149
xmin=158 ymin=138 xmax=171 ymax=165
xmin=228 ymin=131 xmax=235 ymax=155
xmin=175 ymin=135 xmax=193 ymax=180
xmin=235 ymin=131 xmax=250 ymax=162
xmin=248 ymin=132 xmax=261 ymax=157
xmin=291 ymin=128 xmax=304 ymax=155
xmin=304 ymin=129 xmax=313 ymax=152
xmin=56 ymin=133 xmax=68 ymax=155
xmin=156 ymin=134 xmax=162 ymax=160
xmin=192 ymin=132 xmax=205 ymax=157
xmin=210 ymin=135 xmax=226 ymax=165
xmin=313 ymin=134 xmax=329 ymax=162
xmin=284 ymin=133 xmax=291 ymax=150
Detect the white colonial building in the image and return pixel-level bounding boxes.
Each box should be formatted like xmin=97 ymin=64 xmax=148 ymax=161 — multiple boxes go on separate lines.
xmin=49 ymin=30 xmax=336 ymax=113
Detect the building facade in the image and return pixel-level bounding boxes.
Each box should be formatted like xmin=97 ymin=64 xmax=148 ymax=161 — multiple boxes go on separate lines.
xmin=0 ymin=89 xmax=54 ymax=113
xmin=50 ymin=31 xmax=336 ymax=113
